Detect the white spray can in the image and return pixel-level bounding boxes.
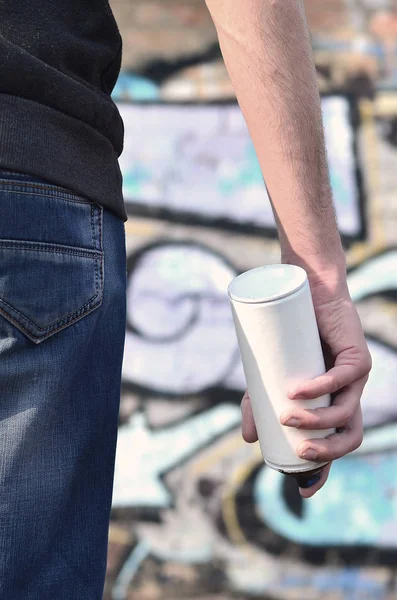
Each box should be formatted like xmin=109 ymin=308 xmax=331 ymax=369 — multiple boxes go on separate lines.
xmin=228 ymin=264 xmax=334 ymax=487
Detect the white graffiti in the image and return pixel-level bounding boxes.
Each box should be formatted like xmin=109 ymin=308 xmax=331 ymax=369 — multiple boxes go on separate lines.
xmin=112 ymin=403 xmax=240 ymax=508
xmin=361 ymin=338 xmax=397 ymax=427
xmin=118 ymin=97 xmax=363 ymax=238
xmin=349 ymin=249 xmax=397 ymax=302
xmin=114 ymin=244 xmax=397 ymax=596
xmin=122 ymin=243 xmax=239 ymax=394
xmin=122 ymin=243 xmax=397 ymax=429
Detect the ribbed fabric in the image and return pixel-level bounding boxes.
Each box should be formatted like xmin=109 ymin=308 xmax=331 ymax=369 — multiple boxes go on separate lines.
xmin=0 ymin=95 xmax=127 ymax=221
xmin=0 ymin=0 xmax=127 ymax=221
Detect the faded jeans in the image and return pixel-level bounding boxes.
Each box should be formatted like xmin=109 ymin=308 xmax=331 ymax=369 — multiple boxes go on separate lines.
xmin=0 ymin=171 xmax=126 ymax=598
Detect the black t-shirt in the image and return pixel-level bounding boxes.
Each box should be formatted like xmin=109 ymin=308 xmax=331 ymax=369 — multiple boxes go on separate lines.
xmin=0 ymin=0 xmax=126 ymax=221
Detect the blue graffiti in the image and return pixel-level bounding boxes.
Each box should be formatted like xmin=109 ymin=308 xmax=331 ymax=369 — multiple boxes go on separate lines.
xmin=254 ymin=451 xmax=397 ymax=547
xmin=282 ymin=570 xmax=387 ymax=599
xmin=112 ymin=73 xmax=160 ymax=102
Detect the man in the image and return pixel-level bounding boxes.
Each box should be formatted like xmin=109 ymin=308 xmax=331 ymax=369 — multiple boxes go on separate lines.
xmin=0 ymin=0 xmax=371 ymax=597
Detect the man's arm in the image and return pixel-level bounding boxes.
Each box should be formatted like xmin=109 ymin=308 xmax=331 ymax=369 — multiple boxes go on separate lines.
xmin=205 ymin=0 xmax=343 ymax=273
xmin=206 ymin=0 xmax=371 ymax=497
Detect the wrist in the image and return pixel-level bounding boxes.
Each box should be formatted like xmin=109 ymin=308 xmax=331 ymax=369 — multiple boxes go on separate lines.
xmin=281 ymin=251 xmax=349 ymax=300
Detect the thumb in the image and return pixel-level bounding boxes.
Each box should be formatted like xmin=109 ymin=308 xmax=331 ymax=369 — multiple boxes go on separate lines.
xmin=241 ymin=391 xmax=258 ymax=443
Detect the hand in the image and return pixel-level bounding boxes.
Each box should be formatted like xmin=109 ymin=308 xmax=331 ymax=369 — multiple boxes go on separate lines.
xmin=241 ymin=271 xmax=372 ymax=499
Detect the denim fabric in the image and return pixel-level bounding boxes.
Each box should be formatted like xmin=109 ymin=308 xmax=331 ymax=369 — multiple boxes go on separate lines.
xmin=0 ymin=171 xmax=126 ymax=598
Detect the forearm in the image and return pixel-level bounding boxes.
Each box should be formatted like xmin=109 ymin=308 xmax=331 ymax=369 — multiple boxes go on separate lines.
xmin=206 ymin=0 xmax=346 ymax=281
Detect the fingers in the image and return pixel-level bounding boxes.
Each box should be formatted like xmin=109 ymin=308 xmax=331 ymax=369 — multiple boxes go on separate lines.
xmin=299 ymin=462 xmax=332 ymax=499
xmin=289 ymin=353 xmax=371 ymax=400
xmin=241 ymin=391 xmax=258 ymax=443
xmin=280 ymin=376 xmax=367 ymax=431
xmin=296 ymin=406 xmax=363 ymax=464
xmin=241 ymin=392 xmax=361 ymax=500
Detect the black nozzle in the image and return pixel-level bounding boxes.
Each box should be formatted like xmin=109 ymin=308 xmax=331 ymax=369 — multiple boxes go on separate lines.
xmin=287 ymin=465 xmax=328 ymax=489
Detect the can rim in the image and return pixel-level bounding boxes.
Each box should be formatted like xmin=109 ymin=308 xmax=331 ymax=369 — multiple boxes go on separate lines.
xmin=228 ymin=264 xmax=308 ymax=304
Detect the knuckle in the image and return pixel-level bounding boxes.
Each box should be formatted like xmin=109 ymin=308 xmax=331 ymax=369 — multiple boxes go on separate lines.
xmin=310 ymin=408 xmax=329 ymax=429
xmin=330 ymin=375 xmax=341 ymax=393
xmin=340 ymin=406 xmax=355 ymax=426
xmin=321 ymin=438 xmax=343 ymax=461
xmin=331 ymin=444 xmax=345 ymax=460
xmin=352 ymin=430 xmax=364 ymax=451
xmin=312 ymin=416 xmax=324 ymax=429
xmin=305 ymin=409 xmax=320 ymax=425
xmin=321 ymin=448 xmax=336 ymax=461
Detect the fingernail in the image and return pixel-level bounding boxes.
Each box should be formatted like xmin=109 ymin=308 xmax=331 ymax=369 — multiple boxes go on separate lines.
xmin=300 ymin=448 xmax=318 ymax=460
xmin=290 ymin=390 xmax=305 ymax=400
xmin=298 ymin=473 xmax=321 ymax=489
xmin=283 ymin=417 xmax=300 ymax=428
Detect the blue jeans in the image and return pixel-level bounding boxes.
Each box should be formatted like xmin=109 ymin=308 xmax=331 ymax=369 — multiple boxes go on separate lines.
xmin=0 ymin=171 xmax=126 ymax=598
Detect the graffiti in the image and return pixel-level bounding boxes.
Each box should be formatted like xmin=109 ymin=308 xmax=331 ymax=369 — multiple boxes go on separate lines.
xmin=309 ymin=1 xmax=397 ymax=94
xmin=122 ymin=241 xmax=242 ymax=395
xmin=254 ymin=454 xmax=397 ymax=551
xmin=112 ymin=73 xmax=160 ymax=102
xmin=105 ymin=2 xmax=397 ymax=598
xmin=121 ymin=241 xmax=397 ymax=422
xmin=108 ymin=237 xmax=397 ymax=597
xmin=112 ymin=541 xmax=151 ymax=600
xmin=233 ymin=443 xmax=397 ymax=560
xmin=112 ymin=404 xmax=240 ymax=509
xmin=118 ymin=96 xmax=366 ymax=242
xmin=107 ymin=120 xmax=397 ymax=599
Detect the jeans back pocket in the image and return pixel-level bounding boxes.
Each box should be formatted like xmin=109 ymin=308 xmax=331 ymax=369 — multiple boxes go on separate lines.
xmin=0 ymin=177 xmax=104 ymax=344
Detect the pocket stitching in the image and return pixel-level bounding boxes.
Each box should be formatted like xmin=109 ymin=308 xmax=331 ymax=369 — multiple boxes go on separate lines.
xmin=0 ymin=240 xmax=102 ymax=258
xmin=0 ymin=295 xmax=103 ymax=343
xmin=0 ymin=260 xmax=102 ymax=333
xmin=91 ymin=204 xmax=96 ymax=252
xmin=92 ymin=204 xmax=99 ymax=297
xmin=0 ymin=186 xmax=97 ymax=206
xmin=91 ymin=204 xmax=104 ymax=297
xmin=0 ymin=203 xmax=104 ymax=342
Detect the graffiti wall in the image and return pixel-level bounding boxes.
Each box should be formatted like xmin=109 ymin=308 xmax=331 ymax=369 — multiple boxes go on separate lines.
xmin=105 ymin=1 xmax=397 ymax=598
